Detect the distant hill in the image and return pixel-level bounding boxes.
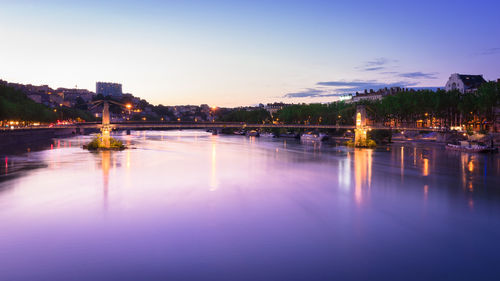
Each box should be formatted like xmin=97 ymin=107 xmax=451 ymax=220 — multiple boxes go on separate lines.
xmin=0 ymin=84 xmax=56 ymax=122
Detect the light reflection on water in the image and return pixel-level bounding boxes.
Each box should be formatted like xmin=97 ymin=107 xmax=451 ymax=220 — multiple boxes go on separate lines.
xmin=0 ymin=130 xmax=499 ymax=281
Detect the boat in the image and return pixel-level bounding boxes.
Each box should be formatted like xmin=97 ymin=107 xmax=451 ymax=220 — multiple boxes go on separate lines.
xmin=300 ymin=131 xmax=328 ymax=142
xmin=233 ymin=130 xmax=246 ymax=135
xmin=259 ymin=132 xmax=274 ymax=138
xmin=446 ymin=141 xmax=497 ymax=153
xmin=246 ymin=130 xmax=260 ymax=137
xmin=278 ymin=133 xmax=300 ymax=139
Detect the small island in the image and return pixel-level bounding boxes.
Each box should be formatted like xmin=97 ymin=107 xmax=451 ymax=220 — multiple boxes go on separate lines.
xmin=83 ymin=100 xmax=126 ymax=151
xmin=83 ymin=134 xmax=125 ymax=151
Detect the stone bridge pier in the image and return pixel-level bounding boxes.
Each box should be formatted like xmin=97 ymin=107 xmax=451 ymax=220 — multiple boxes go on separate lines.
xmin=354 ymin=105 xmax=367 ymax=145
xmin=101 ymin=102 xmax=111 ymax=148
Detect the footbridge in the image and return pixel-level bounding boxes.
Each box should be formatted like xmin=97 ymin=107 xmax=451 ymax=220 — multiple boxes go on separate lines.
xmin=73 ymin=121 xmax=445 ymax=132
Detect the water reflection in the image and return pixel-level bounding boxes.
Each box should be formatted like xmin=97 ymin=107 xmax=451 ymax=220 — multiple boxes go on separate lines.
xmin=0 ymin=131 xmax=499 ymax=281
xmin=96 ymin=151 xmax=111 ymax=210
xmin=210 ymin=137 xmax=218 ymax=191
xmin=461 ymin=154 xmax=477 ymax=192
xmin=422 ymin=158 xmax=429 ymax=176
xmin=400 ymin=146 xmax=404 ymax=180
xmin=353 ymin=149 xmax=373 ymax=205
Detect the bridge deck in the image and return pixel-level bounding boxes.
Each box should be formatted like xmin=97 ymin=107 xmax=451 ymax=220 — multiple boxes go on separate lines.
xmin=2 ymin=122 xmax=447 ymax=132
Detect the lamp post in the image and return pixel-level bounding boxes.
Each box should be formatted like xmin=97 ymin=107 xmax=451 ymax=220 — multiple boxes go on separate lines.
xmin=210 ymin=106 xmax=217 ymax=122
xmin=126 ymin=104 xmax=132 ymax=120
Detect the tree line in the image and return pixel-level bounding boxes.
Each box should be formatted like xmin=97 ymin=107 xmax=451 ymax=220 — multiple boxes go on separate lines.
xmin=274 ymin=82 xmax=499 ymax=129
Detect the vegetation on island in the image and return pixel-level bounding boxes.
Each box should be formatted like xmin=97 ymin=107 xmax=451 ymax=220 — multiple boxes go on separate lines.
xmin=346 ymin=138 xmax=377 ymax=148
xmin=84 ymin=134 xmax=125 ymax=151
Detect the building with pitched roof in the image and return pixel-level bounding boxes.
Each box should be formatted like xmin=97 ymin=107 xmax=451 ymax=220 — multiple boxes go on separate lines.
xmin=445 ymin=73 xmax=486 ymax=93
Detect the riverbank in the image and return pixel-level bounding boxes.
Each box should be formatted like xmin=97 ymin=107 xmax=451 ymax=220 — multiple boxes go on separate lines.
xmin=0 ymin=128 xmax=78 ymax=154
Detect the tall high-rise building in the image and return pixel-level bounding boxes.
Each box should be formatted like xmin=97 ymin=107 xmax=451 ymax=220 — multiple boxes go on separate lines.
xmin=96 ymin=82 xmax=122 ymax=98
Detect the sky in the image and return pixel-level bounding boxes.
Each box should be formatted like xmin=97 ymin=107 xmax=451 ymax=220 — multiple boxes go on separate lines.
xmin=1 ymin=0 xmax=499 ymax=106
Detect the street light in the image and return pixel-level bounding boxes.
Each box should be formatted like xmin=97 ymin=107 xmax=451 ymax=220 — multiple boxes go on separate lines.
xmin=125 ymin=104 xmax=132 ymax=120
xmin=210 ymin=106 xmax=217 ymax=122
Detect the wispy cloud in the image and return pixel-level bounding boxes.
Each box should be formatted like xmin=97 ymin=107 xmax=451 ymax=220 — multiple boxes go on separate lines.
xmin=481 ymin=47 xmax=500 ymax=55
xmin=358 ymin=57 xmax=398 ymax=72
xmin=284 ymin=88 xmax=325 ymax=98
xmin=398 ymin=72 xmax=438 ymax=79
xmin=364 ymin=66 xmax=385 ymax=71
xmin=365 ymin=57 xmax=391 ymax=67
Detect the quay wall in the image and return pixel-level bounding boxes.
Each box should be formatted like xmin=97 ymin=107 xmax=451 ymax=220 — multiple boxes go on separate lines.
xmin=0 ymin=128 xmax=76 ymax=152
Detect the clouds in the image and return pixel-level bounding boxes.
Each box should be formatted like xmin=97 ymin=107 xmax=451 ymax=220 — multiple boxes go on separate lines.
xmin=364 ymin=67 xmax=385 ymax=71
xmin=317 ymin=80 xmax=417 ymax=92
xmin=481 ymin=47 xmax=500 ymax=55
xmin=398 ymin=72 xmax=438 ymax=79
xmin=284 ymin=88 xmax=325 ymax=98
xmin=360 ymin=57 xmax=438 ymax=79
xmin=283 ymin=88 xmax=352 ymax=98
xmin=284 ymin=57 xmax=440 ymax=100
xmin=359 ymin=57 xmax=397 ymax=71
xmin=284 ymin=80 xmax=418 ymax=99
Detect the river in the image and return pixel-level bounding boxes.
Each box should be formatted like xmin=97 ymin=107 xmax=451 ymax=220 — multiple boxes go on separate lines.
xmin=1 ymin=130 xmax=499 ymax=280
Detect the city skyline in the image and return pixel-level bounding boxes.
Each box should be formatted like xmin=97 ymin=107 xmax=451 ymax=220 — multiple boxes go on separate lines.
xmin=1 ymin=0 xmax=499 ymax=107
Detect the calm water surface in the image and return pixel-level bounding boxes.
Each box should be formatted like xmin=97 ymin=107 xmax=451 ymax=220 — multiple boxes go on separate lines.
xmin=1 ymin=130 xmax=499 ymax=281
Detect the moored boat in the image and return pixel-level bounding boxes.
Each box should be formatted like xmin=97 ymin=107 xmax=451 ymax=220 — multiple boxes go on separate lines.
xmin=300 ymin=131 xmax=328 ymax=142
xmin=446 ymin=141 xmax=497 ymax=153
xmin=246 ymin=130 xmax=260 ymax=137
xmin=278 ymin=133 xmax=300 ymax=139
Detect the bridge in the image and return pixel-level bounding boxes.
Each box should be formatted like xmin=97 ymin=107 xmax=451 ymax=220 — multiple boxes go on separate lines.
xmin=2 ymin=104 xmax=448 ymax=148
xmin=2 ymin=121 xmax=446 ymax=133
xmin=66 ymin=121 xmax=444 ymax=132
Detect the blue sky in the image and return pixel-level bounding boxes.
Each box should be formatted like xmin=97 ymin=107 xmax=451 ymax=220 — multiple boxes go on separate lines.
xmin=0 ymin=0 xmax=499 ymax=106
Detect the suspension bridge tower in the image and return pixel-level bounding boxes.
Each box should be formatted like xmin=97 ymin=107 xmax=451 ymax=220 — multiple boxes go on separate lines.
xmin=354 ymin=105 xmax=368 ymax=145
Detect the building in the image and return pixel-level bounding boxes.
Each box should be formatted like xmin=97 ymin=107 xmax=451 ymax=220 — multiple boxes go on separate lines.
xmin=351 ymin=92 xmax=383 ymax=103
xmin=445 ymin=73 xmax=486 ymax=94
xmin=345 ymin=87 xmax=406 ymax=103
xmin=96 ymin=82 xmax=122 ymax=98
xmin=265 ymin=102 xmax=288 ymax=116
xmin=56 ymin=88 xmax=95 ymax=106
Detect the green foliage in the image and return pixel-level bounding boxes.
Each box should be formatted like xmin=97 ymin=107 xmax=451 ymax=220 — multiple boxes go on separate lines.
xmin=85 ymin=134 xmax=125 ymax=150
xmin=152 ymin=104 xmax=176 ymax=120
xmin=368 ymin=129 xmax=392 ymax=143
xmin=0 ymin=85 xmax=57 ymax=122
xmin=276 ymin=102 xmax=356 ymax=125
xmin=346 ymin=138 xmax=376 ymax=148
xmin=0 ymin=84 xmax=96 ymax=122
xmin=271 ymin=127 xmax=288 ymax=136
xmin=274 ymin=82 xmax=499 ymax=129
xmin=109 ymin=137 xmax=125 ymax=149
xmin=219 ymin=109 xmax=271 ymax=123
xmin=85 ymin=137 xmax=101 ymax=150
xmin=57 ymin=106 xmax=96 ymax=121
